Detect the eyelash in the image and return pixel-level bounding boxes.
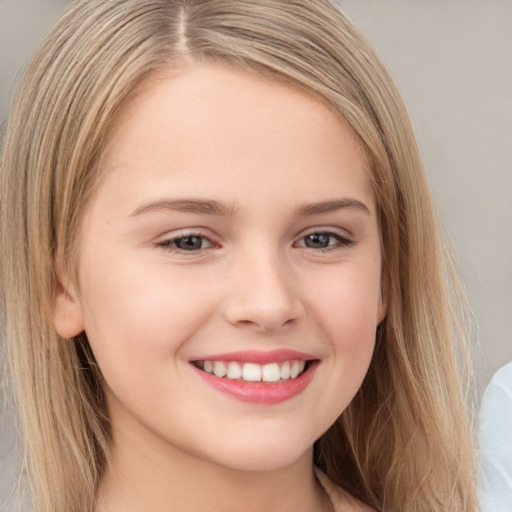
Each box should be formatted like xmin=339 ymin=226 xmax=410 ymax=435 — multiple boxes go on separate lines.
xmin=294 ymin=230 xmax=355 ymax=251
xmin=156 ymin=232 xmax=217 ymax=253
xmin=155 ymin=230 xmax=354 ymax=254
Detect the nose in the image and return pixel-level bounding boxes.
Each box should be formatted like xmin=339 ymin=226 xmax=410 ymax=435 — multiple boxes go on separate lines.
xmin=222 ymin=249 xmax=304 ymax=333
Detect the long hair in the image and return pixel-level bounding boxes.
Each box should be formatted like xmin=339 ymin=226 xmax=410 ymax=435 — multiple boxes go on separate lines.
xmin=0 ymin=1 xmax=476 ymax=511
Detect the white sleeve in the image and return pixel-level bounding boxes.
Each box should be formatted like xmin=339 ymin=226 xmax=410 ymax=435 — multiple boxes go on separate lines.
xmin=478 ymin=361 xmax=512 ymax=512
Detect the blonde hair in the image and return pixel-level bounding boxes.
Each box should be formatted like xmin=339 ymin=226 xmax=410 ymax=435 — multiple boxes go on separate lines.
xmin=0 ymin=1 xmax=476 ymax=511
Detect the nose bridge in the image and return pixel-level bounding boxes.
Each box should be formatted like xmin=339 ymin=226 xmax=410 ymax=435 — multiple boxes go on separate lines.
xmin=223 ymin=243 xmax=302 ymax=332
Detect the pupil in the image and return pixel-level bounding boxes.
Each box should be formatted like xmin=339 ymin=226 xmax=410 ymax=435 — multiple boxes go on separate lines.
xmin=176 ymin=236 xmax=202 ymax=250
xmin=305 ymin=233 xmax=330 ymax=248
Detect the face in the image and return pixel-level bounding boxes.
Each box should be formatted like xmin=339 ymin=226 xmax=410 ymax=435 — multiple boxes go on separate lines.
xmin=54 ymin=63 xmax=384 ymax=472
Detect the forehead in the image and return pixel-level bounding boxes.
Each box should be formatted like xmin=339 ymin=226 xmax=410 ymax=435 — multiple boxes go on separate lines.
xmin=95 ymin=62 xmax=374 ymax=216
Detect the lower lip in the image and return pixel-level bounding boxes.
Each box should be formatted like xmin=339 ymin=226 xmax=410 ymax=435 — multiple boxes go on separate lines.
xmin=192 ymin=362 xmax=318 ymax=404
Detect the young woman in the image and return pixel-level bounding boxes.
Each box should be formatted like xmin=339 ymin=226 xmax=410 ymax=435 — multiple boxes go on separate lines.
xmin=0 ymin=1 xmax=476 ymax=511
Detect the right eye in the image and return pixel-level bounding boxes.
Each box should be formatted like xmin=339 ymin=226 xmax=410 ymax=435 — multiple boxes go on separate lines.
xmin=156 ymin=234 xmax=214 ymax=252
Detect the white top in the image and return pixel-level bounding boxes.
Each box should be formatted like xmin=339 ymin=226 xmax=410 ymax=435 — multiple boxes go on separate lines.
xmin=478 ymin=361 xmax=512 ymax=512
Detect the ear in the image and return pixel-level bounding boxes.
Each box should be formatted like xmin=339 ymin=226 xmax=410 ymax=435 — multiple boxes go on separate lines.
xmin=52 ymin=271 xmax=85 ymax=339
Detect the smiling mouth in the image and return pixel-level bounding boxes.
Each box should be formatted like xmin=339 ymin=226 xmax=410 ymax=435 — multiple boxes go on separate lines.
xmin=192 ymin=360 xmax=309 ymax=383
xmin=190 ymin=354 xmax=318 ymax=404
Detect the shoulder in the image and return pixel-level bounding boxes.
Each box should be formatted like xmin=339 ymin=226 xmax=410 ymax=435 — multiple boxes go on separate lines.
xmin=478 ymin=361 xmax=512 ymax=512
xmin=486 ymin=361 xmax=512 ymax=394
xmin=315 ymin=468 xmax=375 ymax=512
xmin=480 ymin=361 xmax=512 ymax=418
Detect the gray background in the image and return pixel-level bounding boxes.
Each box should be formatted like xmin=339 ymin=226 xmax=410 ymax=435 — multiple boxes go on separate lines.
xmin=1 ymin=0 xmax=511 ymax=508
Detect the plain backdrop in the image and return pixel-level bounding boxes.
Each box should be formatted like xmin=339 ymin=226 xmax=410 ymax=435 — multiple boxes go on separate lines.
xmin=1 ymin=0 xmax=511 ymax=508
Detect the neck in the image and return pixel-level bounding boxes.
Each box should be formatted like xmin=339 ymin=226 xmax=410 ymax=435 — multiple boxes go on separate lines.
xmin=95 ymin=422 xmax=328 ymax=512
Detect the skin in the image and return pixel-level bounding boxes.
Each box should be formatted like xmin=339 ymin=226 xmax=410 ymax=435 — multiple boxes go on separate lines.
xmin=53 ymin=63 xmax=383 ymax=512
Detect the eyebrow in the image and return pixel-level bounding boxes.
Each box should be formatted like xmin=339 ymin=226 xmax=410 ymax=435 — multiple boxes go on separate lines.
xmin=130 ymin=197 xmax=371 ymax=218
xmin=130 ymin=199 xmax=238 ymax=217
xmin=295 ymin=199 xmax=371 ymax=216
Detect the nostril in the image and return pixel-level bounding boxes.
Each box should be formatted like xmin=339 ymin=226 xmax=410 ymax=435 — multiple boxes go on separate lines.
xmin=237 ymin=319 xmax=258 ymax=327
xmin=232 ymin=315 xmax=298 ymax=332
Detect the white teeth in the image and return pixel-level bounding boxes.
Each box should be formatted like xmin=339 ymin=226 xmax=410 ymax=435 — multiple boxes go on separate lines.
xmin=290 ymin=361 xmax=300 ymax=379
xmin=213 ymin=361 xmax=227 ymax=378
xmin=199 ymin=359 xmax=309 ymax=382
xmin=242 ymin=363 xmax=262 ymax=382
xmin=227 ymin=362 xmax=242 ymax=379
xmin=262 ymin=363 xmax=281 ymax=382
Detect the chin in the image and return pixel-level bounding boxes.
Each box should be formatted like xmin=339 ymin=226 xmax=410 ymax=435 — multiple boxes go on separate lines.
xmin=203 ymin=436 xmax=314 ymax=473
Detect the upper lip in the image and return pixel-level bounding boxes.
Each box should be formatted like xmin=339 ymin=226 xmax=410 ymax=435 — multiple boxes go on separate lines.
xmin=189 ymin=349 xmax=317 ymax=365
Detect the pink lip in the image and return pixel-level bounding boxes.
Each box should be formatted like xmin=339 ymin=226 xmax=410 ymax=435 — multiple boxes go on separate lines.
xmin=190 ymin=351 xmax=319 ymax=405
xmin=189 ymin=349 xmax=316 ymax=365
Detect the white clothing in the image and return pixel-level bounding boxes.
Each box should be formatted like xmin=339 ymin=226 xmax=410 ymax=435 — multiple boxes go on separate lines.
xmin=478 ymin=361 xmax=512 ymax=512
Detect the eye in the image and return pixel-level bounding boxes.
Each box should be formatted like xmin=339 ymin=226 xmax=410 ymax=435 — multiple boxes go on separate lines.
xmin=157 ymin=234 xmax=214 ymax=252
xmin=303 ymin=233 xmax=332 ymax=249
xmin=295 ymin=231 xmax=354 ymax=250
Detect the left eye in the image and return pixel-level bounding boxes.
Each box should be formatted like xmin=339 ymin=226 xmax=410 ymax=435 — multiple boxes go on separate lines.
xmin=296 ymin=232 xmax=352 ymax=249
xmin=160 ymin=235 xmax=212 ymax=251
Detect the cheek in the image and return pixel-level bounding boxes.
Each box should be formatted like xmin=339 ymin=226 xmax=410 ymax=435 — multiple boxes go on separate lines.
xmin=78 ymin=256 xmax=218 ymax=369
xmin=306 ymin=262 xmax=381 ymax=387
xmin=289 ymin=264 xmax=381 ymax=435
xmin=313 ymin=262 xmax=382 ymax=338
